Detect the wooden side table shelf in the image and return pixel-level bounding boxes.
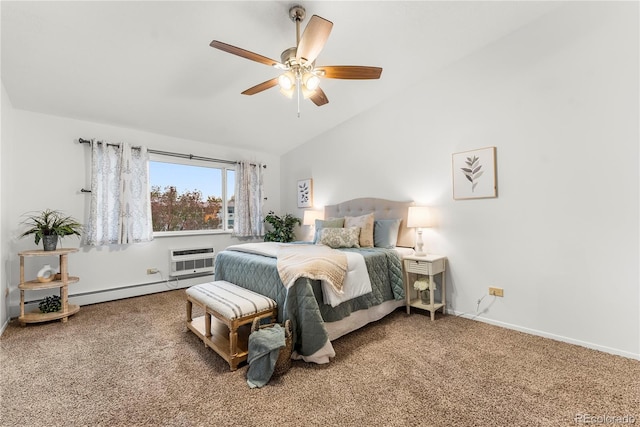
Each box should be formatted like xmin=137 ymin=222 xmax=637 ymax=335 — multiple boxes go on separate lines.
xmin=404 ymin=254 xmax=447 ymax=321
xmin=18 ymin=248 xmax=80 ymax=325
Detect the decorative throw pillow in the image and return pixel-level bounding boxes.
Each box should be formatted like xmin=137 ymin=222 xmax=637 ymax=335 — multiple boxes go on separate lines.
xmin=344 ymin=213 xmax=374 ymax=248
xmin=374 ymin=219 xmax=402 ymax=248
xmin=317 ymin=227 xmax=360 ymax=249
xmin=313 ymin=217 xmax=345 ymax=243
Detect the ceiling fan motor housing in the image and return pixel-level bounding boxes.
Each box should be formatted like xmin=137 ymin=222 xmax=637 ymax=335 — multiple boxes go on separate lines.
xmin=289 ymin=5 xmax=306 ymax=22
xmin=280 ymin=47 xmax=298 ymax=66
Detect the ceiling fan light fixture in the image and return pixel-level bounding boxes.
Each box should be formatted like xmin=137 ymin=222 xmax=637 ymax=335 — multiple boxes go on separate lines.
xmin=303 ymin=72 xmax=320 ymax=91
xmin=301 ymin=86 xmax=317 ymax=99
xmin=279 ymin=86 xmax=295 ymax=99
xmin=278 ymin=71 xmax=295 ymax=90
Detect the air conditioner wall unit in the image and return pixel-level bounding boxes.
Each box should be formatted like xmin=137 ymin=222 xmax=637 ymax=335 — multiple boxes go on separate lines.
xmin=169 ymin=247 xmax=215 ymax=277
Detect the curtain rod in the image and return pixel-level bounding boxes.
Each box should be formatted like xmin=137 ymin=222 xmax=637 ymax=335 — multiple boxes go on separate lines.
xmin=78 ymin=138 xmax=266 ymax=168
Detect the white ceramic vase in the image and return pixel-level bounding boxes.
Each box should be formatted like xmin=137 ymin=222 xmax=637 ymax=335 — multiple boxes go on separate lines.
xmin=37 ymin=264 xmax=56 ymax=283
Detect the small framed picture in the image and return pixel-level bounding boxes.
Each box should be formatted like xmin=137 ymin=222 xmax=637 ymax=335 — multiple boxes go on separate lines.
xmin=297 ymin=179 xmax=313 ymax=208
xmin=452 ymin=147 xmax=497 ymax=200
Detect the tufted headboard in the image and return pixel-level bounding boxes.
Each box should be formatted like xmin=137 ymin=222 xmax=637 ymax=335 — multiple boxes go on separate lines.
xmin=324 ymin=198 xmax=416 ymax=248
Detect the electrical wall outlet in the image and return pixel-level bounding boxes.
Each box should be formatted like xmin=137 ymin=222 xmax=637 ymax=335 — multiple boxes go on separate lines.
xmin=147 ymin=268 xmax=159 ymax=275
xmin=489 ymin=287 xmax=504 ymax=297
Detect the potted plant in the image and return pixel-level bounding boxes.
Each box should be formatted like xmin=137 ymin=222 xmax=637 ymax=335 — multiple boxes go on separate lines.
xmin=263 ymin=211 xmax=301 ymax=243
xmin=20 ymin=209 xmax=83 ymax=251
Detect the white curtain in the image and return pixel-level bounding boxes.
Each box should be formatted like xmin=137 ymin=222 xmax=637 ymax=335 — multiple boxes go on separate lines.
xmin=85 ymin=140 xmax=153 ymax=245
xmin=233 ymin=161 xmax=264 ymax=238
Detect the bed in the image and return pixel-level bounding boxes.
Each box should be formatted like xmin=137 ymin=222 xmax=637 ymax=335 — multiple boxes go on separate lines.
xmin=213 ymin=198 xmax=416 ymax=363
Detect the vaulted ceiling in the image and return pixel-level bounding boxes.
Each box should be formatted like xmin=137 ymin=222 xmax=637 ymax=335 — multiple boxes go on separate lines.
xmin=1 ymin=1 xmax=561 ymax=155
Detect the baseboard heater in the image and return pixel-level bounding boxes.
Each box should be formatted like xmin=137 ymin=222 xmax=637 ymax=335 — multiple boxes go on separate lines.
xmin=169 ymin=247 xmax=215 ymax=277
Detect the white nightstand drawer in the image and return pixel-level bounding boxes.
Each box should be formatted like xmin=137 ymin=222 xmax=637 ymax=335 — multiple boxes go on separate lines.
xmin=405 ymin=259 xmax=432 ymax=275
xmin=404 ymin=257 xmax=445 ymax=275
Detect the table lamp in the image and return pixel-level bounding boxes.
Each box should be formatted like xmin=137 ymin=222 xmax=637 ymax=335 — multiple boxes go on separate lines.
xmin=302 ymin=209 xmax=324 ymax=241
xmin=302 ymin=209 xmax=324 ymax=226
xmin=407 ymin=206 xmax=432 ymax=256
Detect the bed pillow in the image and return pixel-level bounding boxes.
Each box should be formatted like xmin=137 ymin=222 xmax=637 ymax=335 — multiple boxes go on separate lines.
xmin=317 ymin=227 xmax=360 ymax=249
xmin=374 ymin=219 xmax=402 ymax=248
xmin=313 ymin=217 xmax=344 ymax=243
xmin=344 ymin=213 xmax=375 ymax=248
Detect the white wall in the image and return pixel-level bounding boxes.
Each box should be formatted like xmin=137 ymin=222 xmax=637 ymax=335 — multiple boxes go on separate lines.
xmin=3 ymin=109 xmax=280 ymax=317
xmin=281 ymin=2 xmax=639 ymax=358
xmin=1 ymin=82 xmax=15 ymax=332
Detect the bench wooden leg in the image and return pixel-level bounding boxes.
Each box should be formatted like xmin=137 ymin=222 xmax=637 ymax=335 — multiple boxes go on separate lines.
xmin=229 ymin=319 xmax=238 ymax=357
xmin=230 ymin=358 xmax=239 ymax=371
xmin=186 ymin=299 xmax=193 ymax=322
xmin=205 ymin=313 xmax=211 ymax=338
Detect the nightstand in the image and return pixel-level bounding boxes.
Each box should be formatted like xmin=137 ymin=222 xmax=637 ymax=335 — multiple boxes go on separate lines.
xmin=403 ymin=254 xmax=447 ymax=321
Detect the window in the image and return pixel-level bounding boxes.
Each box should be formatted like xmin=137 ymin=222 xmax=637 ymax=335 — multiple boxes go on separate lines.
xmin=149 ymin=157 xmax=235 ymax=235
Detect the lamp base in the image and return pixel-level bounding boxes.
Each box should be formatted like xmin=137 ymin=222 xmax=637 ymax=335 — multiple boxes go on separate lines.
xmin=414 ymin=229 xmax=426 ymax=256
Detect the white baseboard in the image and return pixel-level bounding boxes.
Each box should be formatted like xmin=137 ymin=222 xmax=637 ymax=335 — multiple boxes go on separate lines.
xmin=8 ymin=275 xmax=212 ymax=319
xmin=0 ymin=317 xmax=9 ymax=336
xmin=449 ymin=309 xmax=640 ymax=361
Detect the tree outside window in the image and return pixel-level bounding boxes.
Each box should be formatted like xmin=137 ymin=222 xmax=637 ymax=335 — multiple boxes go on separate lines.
xmin=149 ymin=160 xmax=234 ymax=233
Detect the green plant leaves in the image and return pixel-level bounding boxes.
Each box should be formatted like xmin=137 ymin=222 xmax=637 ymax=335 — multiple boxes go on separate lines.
xmin=20 ymin=209 xmax=82 ymax=246
xmin=263 ymin=211 xmax=301 ymax=243
xmin=461 ymin=155 xmax=484 ymax=192
xmin=39 ymin=295 xmax=61 ymax=313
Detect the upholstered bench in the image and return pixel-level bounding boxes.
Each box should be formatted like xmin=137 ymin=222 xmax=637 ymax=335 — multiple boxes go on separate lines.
xmin=186 ymin=281 xmax=277 ymax=371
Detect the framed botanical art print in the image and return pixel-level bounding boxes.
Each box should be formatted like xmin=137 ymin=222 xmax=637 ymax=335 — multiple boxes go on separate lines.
xmin=452 ymin=147 xmax=497 ymax=200
xmin=297 ymin=178 xmax=313 ymax=208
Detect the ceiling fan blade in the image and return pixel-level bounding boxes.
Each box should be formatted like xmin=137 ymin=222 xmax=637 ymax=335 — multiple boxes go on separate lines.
xmin=309 ymin=87 xmax=329 ymax=106
xmin=241 ymin=78 xmax=279 ymax=96
xmin=316 ymin=66 xmax=383 ymax=80
xmin=296 ymin=15 xmax=333 ymax=65
xmin=210 ymin=40 xmax=282 ymax=67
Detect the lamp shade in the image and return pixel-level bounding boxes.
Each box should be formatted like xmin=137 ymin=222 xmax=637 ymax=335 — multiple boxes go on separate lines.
xmin=407 ymin=206 xmax=432 ymax=228
xmin=303 ymin=209 xmax=324 ymax=226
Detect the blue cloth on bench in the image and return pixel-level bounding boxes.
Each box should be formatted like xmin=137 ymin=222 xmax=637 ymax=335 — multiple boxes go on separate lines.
xmin=246 ymin=324 xmax=285 ymax=388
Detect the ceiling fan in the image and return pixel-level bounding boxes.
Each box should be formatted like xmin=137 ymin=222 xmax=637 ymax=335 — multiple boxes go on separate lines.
xmin=210 ymin=5 xmax=382 ymax=114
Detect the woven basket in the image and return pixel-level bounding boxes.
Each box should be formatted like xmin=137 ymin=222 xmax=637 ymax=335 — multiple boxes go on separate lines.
xmin=251 ymin=318 xmax=292 ymax=376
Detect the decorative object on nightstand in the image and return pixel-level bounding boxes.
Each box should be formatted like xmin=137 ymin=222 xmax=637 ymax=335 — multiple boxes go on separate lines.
xmin=414 ymin=278 xmax=431 ymax=304
xmin=407 ymin=206 xmax=432 ymax=256
xmin=404 ymin=254 xmax=447 ymax=321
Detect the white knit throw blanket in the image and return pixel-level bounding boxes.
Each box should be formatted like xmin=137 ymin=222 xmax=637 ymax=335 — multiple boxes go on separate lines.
xmin=276 ymin=244 xmax=347 ymax=293
xmin=225 ymin=243 xmax=347 ymax=293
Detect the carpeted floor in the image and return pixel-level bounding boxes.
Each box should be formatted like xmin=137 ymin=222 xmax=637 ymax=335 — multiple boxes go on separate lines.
xmin=1 ymin=290 xmax=638 ymax=427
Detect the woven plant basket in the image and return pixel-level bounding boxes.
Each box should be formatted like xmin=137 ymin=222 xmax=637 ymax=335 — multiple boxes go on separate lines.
xmin=251 ymin=318 xmax=292 ymax=376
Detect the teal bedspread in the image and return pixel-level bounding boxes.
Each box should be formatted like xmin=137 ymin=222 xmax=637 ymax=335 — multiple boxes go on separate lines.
xmin=213 ymin=246 xmax=404 ymax=357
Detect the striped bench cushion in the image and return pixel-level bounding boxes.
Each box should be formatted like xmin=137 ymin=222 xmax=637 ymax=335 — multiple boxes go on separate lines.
xmin=186 ymin=281 xmax=276 ymax=320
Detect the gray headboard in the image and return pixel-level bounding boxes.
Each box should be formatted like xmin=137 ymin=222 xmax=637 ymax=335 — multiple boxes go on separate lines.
xmin=324 ymin=198 xmax=416 ymax=248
